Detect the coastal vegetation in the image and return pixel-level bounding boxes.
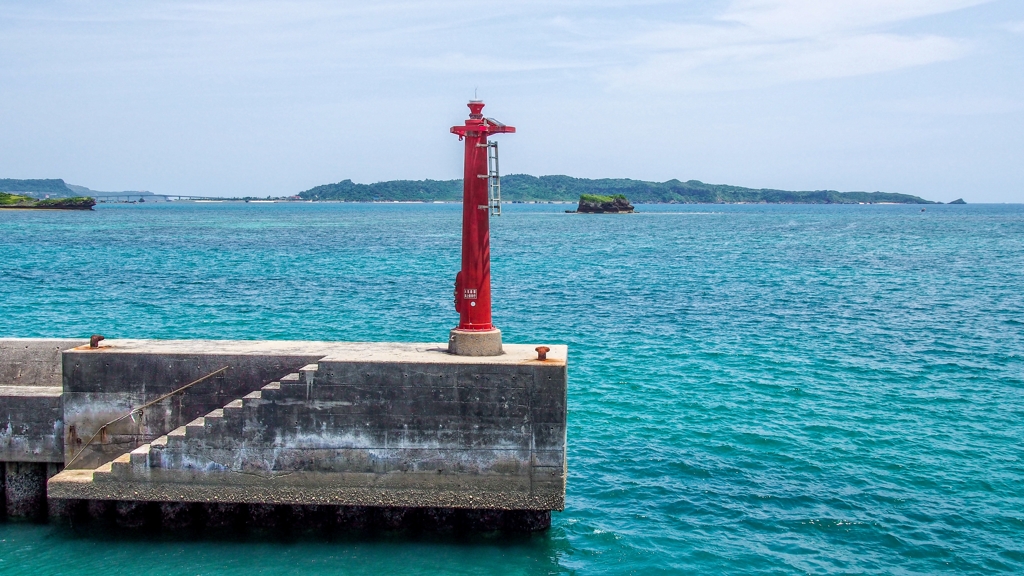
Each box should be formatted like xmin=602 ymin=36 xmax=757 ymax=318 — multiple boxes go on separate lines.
xmin=0 ymin=192 xmax=33 ymax=205
xmin=300 ymin=179 xmax=461 ymax=202
xmin=299 ymin=175 xmax=938 ymax=204
xmin=575 ymin=193 xmax=636 ymax=213
xmin=579 ymin=193 xmax=628 ymax=203
xmin=35 ymin=197 xmax=96 ymax=209
xmin=0 ymin=192 xmax=95 ymax=209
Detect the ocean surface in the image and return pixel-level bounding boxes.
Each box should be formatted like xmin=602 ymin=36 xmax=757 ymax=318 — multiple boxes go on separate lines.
xmin=1 ymin=202 xmax=1022 ymax=575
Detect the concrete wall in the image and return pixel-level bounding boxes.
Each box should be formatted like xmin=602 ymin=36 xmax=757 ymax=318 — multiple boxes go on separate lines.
xmin=1 ymin=339 xmax=83 ymax=463
xmin=0 ymin=338 xmax=80 ymax=388
xmin=1 ymin=339 xmax=84 ymax=518
xmin=296 ymin=356 xmax=566 ymax=504
xmin=62 ymin=340 xmax=327 ymax=469
xmin=1 ymin=339 xmax=84 ymax=465
xmin=1 ymin=387 xmax=63 ymax=463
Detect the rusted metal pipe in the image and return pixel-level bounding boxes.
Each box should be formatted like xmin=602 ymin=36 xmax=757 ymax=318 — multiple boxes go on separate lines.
xmin=90 ymin=334 xmax=105 ymax=348
xmin=535 ymin=346 xmax=550 ymax=361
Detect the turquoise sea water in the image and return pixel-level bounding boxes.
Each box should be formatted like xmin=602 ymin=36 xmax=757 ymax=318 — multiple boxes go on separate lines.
xmin=1 ymin=202 xmax=1022 ymax=574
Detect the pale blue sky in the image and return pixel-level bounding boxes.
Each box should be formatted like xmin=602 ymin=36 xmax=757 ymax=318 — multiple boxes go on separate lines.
xmin=1 ymin=0 xmax=1022 ymax=202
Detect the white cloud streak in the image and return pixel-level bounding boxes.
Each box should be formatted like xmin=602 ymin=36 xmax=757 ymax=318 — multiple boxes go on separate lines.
xmin=603 ymin=0 xmax=987 ymax=91
xmin=0 ymin=0 xmax=986 ymax=93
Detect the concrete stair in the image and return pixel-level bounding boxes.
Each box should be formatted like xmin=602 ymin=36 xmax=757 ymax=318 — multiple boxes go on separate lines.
xmin=95 ymin=365 xmax=319 ymax=480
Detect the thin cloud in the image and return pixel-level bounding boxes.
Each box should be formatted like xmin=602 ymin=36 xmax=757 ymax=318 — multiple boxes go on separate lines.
xmin=719 ymin=0 xmax=992 ymax=35
xmin=407 ymin=53 xmax=578 ymax=74
xmin=1 ymin=1 xmax=991 ymax=93
xmin=604 ymin=0 xmax=988 ymax=92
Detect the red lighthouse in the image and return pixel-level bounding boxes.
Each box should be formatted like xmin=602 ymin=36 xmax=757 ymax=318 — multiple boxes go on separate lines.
xmin=448 ymin=100 xmax=515 ymax=356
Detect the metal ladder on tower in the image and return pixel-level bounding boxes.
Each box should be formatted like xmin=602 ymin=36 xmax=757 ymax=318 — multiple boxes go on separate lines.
xmin=487 ymin=141 xmax=501 ymax=216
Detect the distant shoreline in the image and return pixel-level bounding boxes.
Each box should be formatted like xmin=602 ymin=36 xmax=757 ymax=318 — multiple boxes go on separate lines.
xmin=90 ymin=199 xmax=969 ymax=206
xmin=3 ymin=176 xmax=948 ymax=204
xmin=0 ymin=206 xmax=93 ymax=210
xmin=297 ymin=175 xmax=942 ymax=204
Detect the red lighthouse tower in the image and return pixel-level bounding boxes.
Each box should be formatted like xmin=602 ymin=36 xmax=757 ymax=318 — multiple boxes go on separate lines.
xmin=448 ymin=100 xmax=515 ymax=356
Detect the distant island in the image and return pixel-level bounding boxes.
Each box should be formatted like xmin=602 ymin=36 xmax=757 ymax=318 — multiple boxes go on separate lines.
xmin=0 ymin=192 xmax=95 ymax=210
xmin=299 ymin=175 xmax=939 ymax=204
xmin=572 ymin=194 xmax=636 ymax=214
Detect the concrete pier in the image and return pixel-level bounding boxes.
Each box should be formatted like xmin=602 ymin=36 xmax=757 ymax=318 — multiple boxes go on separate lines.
xmin=1 ymin=338 xmax=567 ymax=531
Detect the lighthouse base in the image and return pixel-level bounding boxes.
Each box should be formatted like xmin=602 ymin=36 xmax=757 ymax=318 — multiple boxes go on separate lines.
xmin=448 ymin=328 xmax=503 ymax=356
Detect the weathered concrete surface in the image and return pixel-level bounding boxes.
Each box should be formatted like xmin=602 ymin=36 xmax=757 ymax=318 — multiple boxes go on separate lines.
xmin=48 ymin=499 xmax=551 ymax=532
xmin=49 ymin=468 xmax=562 ymax=510
xmin=448 ymin=328 xmax=502 ymax=356
xmin=49 ymin=341 xmax=568 ymax=515
xmin=1 ymin=339 xmax=82 ymax=463
xmin=62 ymin=339 xmax=327 ymax=469
xmin=0 ymin=339 xmax=83 ymax=387
xmin=1 ymin=386 xmax=63 ymax=463
xmin=5 ymin=462 xmax=46 ymax=518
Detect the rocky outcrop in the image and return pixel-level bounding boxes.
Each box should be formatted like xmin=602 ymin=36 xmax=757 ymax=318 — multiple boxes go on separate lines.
xmin=949 ymin=198 xmax=966 ymax=204
xmin=575 ymin=194 xmax=634 ymax=213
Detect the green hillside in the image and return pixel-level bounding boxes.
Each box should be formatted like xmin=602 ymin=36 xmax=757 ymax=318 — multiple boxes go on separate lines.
xmin=300 ymin=179 xmax=461 ymax=202
xmin=299 ymin=175 xmax=936 ymax=204
xmin=0 ymin=192 xmax=35 ymax=205
xmin=0 ymin=179 xmax=75 ymax=197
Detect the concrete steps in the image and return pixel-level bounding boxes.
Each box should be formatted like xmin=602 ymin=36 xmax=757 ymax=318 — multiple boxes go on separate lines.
xmin=96 ymin=366 xmax=320 ymax=478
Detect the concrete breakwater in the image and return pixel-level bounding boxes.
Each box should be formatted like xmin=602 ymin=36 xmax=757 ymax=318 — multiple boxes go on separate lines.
xmin=1 ymin=338 xmax=567 ymax=532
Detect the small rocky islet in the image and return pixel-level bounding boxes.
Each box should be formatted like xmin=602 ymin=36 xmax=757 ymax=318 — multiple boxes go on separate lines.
xmin=567 ymin=194 xmax=636 ymax=214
